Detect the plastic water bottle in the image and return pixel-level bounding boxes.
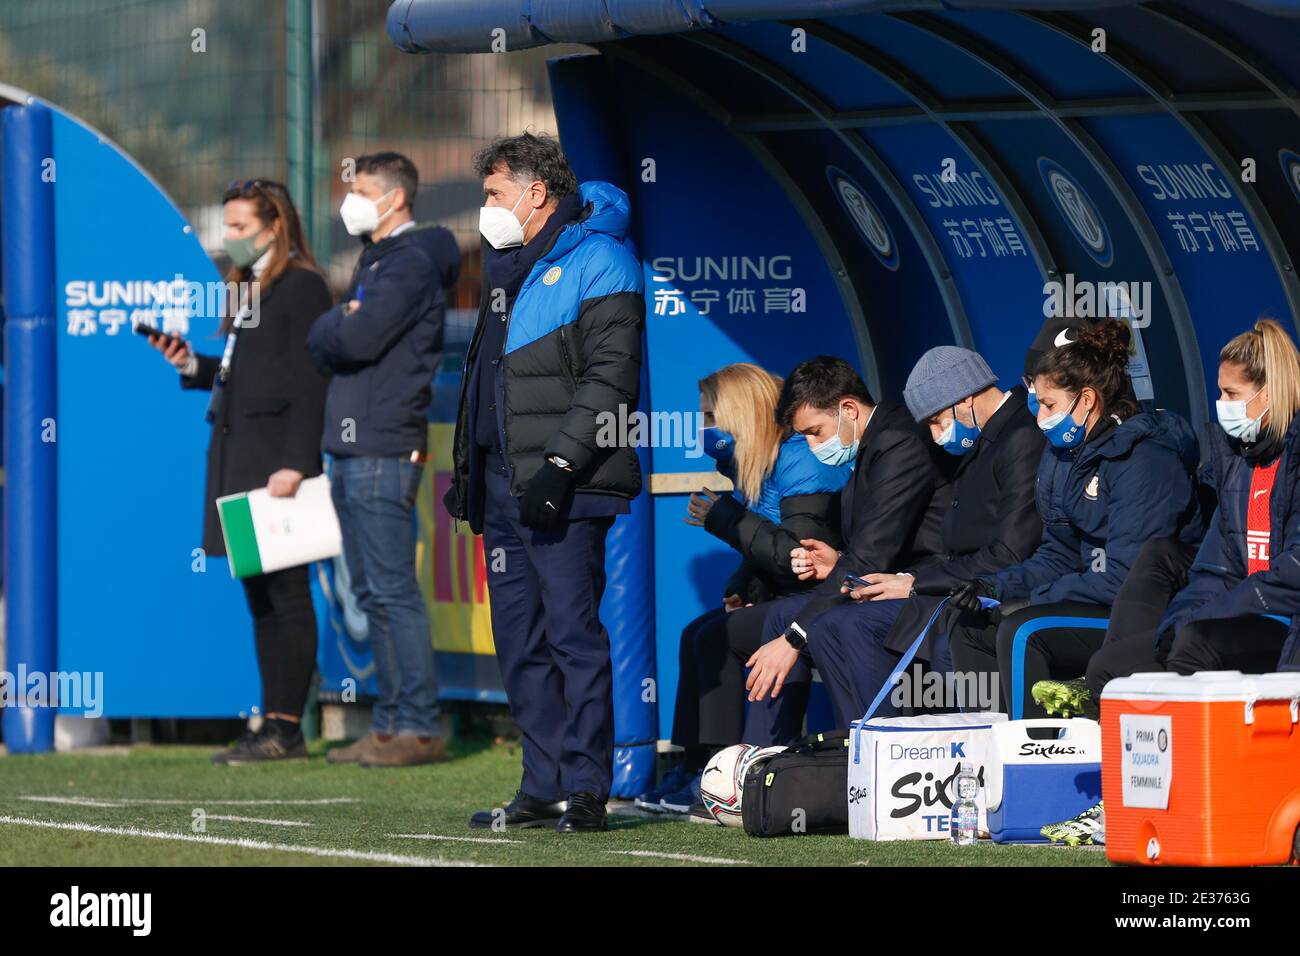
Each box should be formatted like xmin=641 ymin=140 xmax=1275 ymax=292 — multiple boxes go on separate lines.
xmin=949 ymin=762 xmax=979 ymax=846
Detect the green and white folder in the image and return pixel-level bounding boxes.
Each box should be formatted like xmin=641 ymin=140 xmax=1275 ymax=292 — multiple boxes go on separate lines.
xmin=216 ymin=475 xmax=343 ymax=579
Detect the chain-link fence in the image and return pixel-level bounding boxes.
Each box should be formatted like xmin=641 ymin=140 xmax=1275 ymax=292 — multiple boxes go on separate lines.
xmin=0 ymin=0 xmax=591 ymax=308
xmin=0 ymin=1 xmax=288 ymax=248
xmin=307 ymin=1 xmax=590 ymax=307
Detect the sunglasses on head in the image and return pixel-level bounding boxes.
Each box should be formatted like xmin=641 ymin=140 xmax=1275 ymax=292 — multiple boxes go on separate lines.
xmin=222 ymin=178 xmax=288 ymax=202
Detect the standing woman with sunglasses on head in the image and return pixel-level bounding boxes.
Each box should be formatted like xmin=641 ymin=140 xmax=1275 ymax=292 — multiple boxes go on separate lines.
xmin=148 ymin=179 xmax=332 ymax=764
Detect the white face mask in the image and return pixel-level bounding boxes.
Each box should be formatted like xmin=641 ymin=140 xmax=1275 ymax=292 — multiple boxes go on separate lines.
xmin=1217 ymin=386 xmax=1268 ymax=443
xmin=340 ymin=189 xmax=395 ymax=236
xmin=479 ymin=187 xmax=536 ymax=250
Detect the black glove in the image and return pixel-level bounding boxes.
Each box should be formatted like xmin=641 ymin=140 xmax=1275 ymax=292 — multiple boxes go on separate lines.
xmin=519 ymin=460 xmax=574 ymax=531
xmin=948 ymin=578 xmax=998 ymax=615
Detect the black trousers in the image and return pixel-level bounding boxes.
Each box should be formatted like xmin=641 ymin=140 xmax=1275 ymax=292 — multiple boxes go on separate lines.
xmin=671 ymin=606 xmax=731 ymax=764
xmin=1084 ymin=536 xmax=1197 ymax=698
xmin=240 ymin=564 xmax=318 ymax=719
xmin=671 ymin=601 xmax=784 ymax=760
xmin=950 ymin=601 xmax=1111 ymax=718
xmin=1088 ymin=615 xmax=1290 ymax=692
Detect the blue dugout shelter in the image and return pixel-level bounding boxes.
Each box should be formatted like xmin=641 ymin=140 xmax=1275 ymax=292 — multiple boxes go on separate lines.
xmin=4 ymin=3 xmax=1299 ymax=798
xmin=387 ymin=0 xmax=1300 ymax=794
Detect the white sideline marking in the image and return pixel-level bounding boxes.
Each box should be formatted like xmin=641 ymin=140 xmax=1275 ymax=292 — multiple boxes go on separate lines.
xmin=0 ymin=815 xmax=483 ymax=867
xmin=389 ymin=833 xmax=522 ymax=845
xmin=607 ymin=850 xmax=750 ymax=865
xmin=207 ymin=814 xmax=312 ymax=828
xmin=16 ymin=797 xmax=126 ymax=808
xmin=128 ymin=798 xmax=359 ymax=806
xmin=19 ymin=795 xmax=358 ymax=807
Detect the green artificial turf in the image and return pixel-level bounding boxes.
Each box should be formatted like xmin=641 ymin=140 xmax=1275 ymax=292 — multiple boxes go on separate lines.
xmin=0 ymin=739 xmax=1109 ymax=867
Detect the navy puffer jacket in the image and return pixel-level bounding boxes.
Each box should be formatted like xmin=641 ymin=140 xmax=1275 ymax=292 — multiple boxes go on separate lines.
xmin=993 ymin=409 xmax=1202 ymax=605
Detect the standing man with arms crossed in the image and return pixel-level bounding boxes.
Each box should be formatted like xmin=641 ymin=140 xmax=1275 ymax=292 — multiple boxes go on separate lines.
xmin=308 ymin=152 xmax=461 ymax=768
xmin=446 ymin=133 xmax=644 ymax=833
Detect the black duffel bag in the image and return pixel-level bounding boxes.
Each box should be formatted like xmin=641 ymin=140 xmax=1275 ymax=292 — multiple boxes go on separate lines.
xmin=740 ymin=730 xmax=849 ymax=837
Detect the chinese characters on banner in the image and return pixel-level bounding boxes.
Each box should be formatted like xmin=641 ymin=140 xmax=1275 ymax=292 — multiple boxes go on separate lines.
xmin=910 ymin=169 xmax=1030 ymax=261
xmin=1136 ymin=163 xmax=1260 ymax=255
xmin=940 ymin=215 xmax=1028 ymax=260
xmin=648 ymin=255 xmax=806 ymax=318
xmin=63 ymin=277 xmax=240 ymax=336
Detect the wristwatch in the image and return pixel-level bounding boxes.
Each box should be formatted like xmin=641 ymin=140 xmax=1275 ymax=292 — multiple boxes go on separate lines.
xmin=785 ymin=621 xmax=808 ymax=651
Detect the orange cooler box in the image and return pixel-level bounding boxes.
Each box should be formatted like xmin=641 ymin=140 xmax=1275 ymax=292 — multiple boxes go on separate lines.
xmin=1101 ymin=671 xmax=1300 ymax=866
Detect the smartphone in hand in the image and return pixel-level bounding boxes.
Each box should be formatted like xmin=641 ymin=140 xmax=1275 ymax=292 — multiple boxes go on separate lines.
xmin=134 ymin=322 xmax=179 ymax=345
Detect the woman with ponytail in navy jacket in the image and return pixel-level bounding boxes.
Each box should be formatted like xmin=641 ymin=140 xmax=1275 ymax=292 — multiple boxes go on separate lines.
xmin=947 ymin=319 xmax=1203 ymax=719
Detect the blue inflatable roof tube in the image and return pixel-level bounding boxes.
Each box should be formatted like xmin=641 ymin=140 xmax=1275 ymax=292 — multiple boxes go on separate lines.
xmin=386 ymin=0 xmax=1300 ymax=53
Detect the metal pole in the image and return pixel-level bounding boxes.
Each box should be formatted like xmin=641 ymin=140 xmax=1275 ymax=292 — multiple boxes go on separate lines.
xmin=286 ymin=0 xmax=314 ymax=251
xmin=287 ymin=0 xmax=322 ymax=742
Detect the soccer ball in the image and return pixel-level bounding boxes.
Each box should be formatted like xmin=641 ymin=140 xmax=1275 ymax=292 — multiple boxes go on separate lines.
xmin=699 ymin=744 xmax=786 ymax=827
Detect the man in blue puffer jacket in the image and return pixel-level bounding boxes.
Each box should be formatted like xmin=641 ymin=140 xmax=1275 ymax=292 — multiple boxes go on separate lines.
xmin=448 ymin=134 xmax=645 ymax=833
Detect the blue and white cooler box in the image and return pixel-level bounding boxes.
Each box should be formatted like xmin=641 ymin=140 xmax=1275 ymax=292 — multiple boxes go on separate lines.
xmin=985 ymin=718 xmax=1102 ymax=844
xmin=849 ymin=712 xmax=1006 ymax=841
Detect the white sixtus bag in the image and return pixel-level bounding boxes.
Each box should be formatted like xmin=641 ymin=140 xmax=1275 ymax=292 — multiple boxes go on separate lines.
xmin=848 ymin=712 xmax=1006 ymax=841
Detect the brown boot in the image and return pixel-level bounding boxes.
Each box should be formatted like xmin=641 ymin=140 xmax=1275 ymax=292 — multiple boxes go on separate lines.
xmin=360 ymin=734 xmax=449 ymax=768
xmin=326 ymin=732 xmax=380 ymax=765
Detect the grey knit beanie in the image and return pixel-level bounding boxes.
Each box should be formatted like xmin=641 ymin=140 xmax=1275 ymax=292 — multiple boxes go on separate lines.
xmin=903 ymin=346 xmax=998 ymax=421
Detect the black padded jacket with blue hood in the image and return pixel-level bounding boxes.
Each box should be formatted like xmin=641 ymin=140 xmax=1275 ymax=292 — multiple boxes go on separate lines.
xmin=446 ymin=181 xmax=646 ymax=534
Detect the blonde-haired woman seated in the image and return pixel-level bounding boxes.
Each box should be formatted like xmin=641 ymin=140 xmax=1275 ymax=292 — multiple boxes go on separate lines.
xmin=635 ymin=362 xmax=852 ymax=814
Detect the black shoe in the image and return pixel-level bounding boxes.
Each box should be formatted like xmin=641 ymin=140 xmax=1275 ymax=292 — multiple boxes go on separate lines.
xmin=468 ymin=790 xmax=567 ymax=830
xmin=555 ymin=791 xmax=608 ymax=833
xmin=212 ymin=726 xmax=307 ymax=765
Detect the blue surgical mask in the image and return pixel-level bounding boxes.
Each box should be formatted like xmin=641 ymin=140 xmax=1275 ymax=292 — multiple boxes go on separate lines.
xmin=1039 ymin=394 xmax=1085 ymax=449
xmin=936 ymin=403 xmax=980 ymax=456
xmin=701 ymin=427 xmax=735 ymax=463
xmin=1216 ymin=387 xmax=1267 ymax=443
xmin=1026 ymin=387 xmax=1040 ymax=417
xmin=811 ymin=409 xmax=860 ymax=467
